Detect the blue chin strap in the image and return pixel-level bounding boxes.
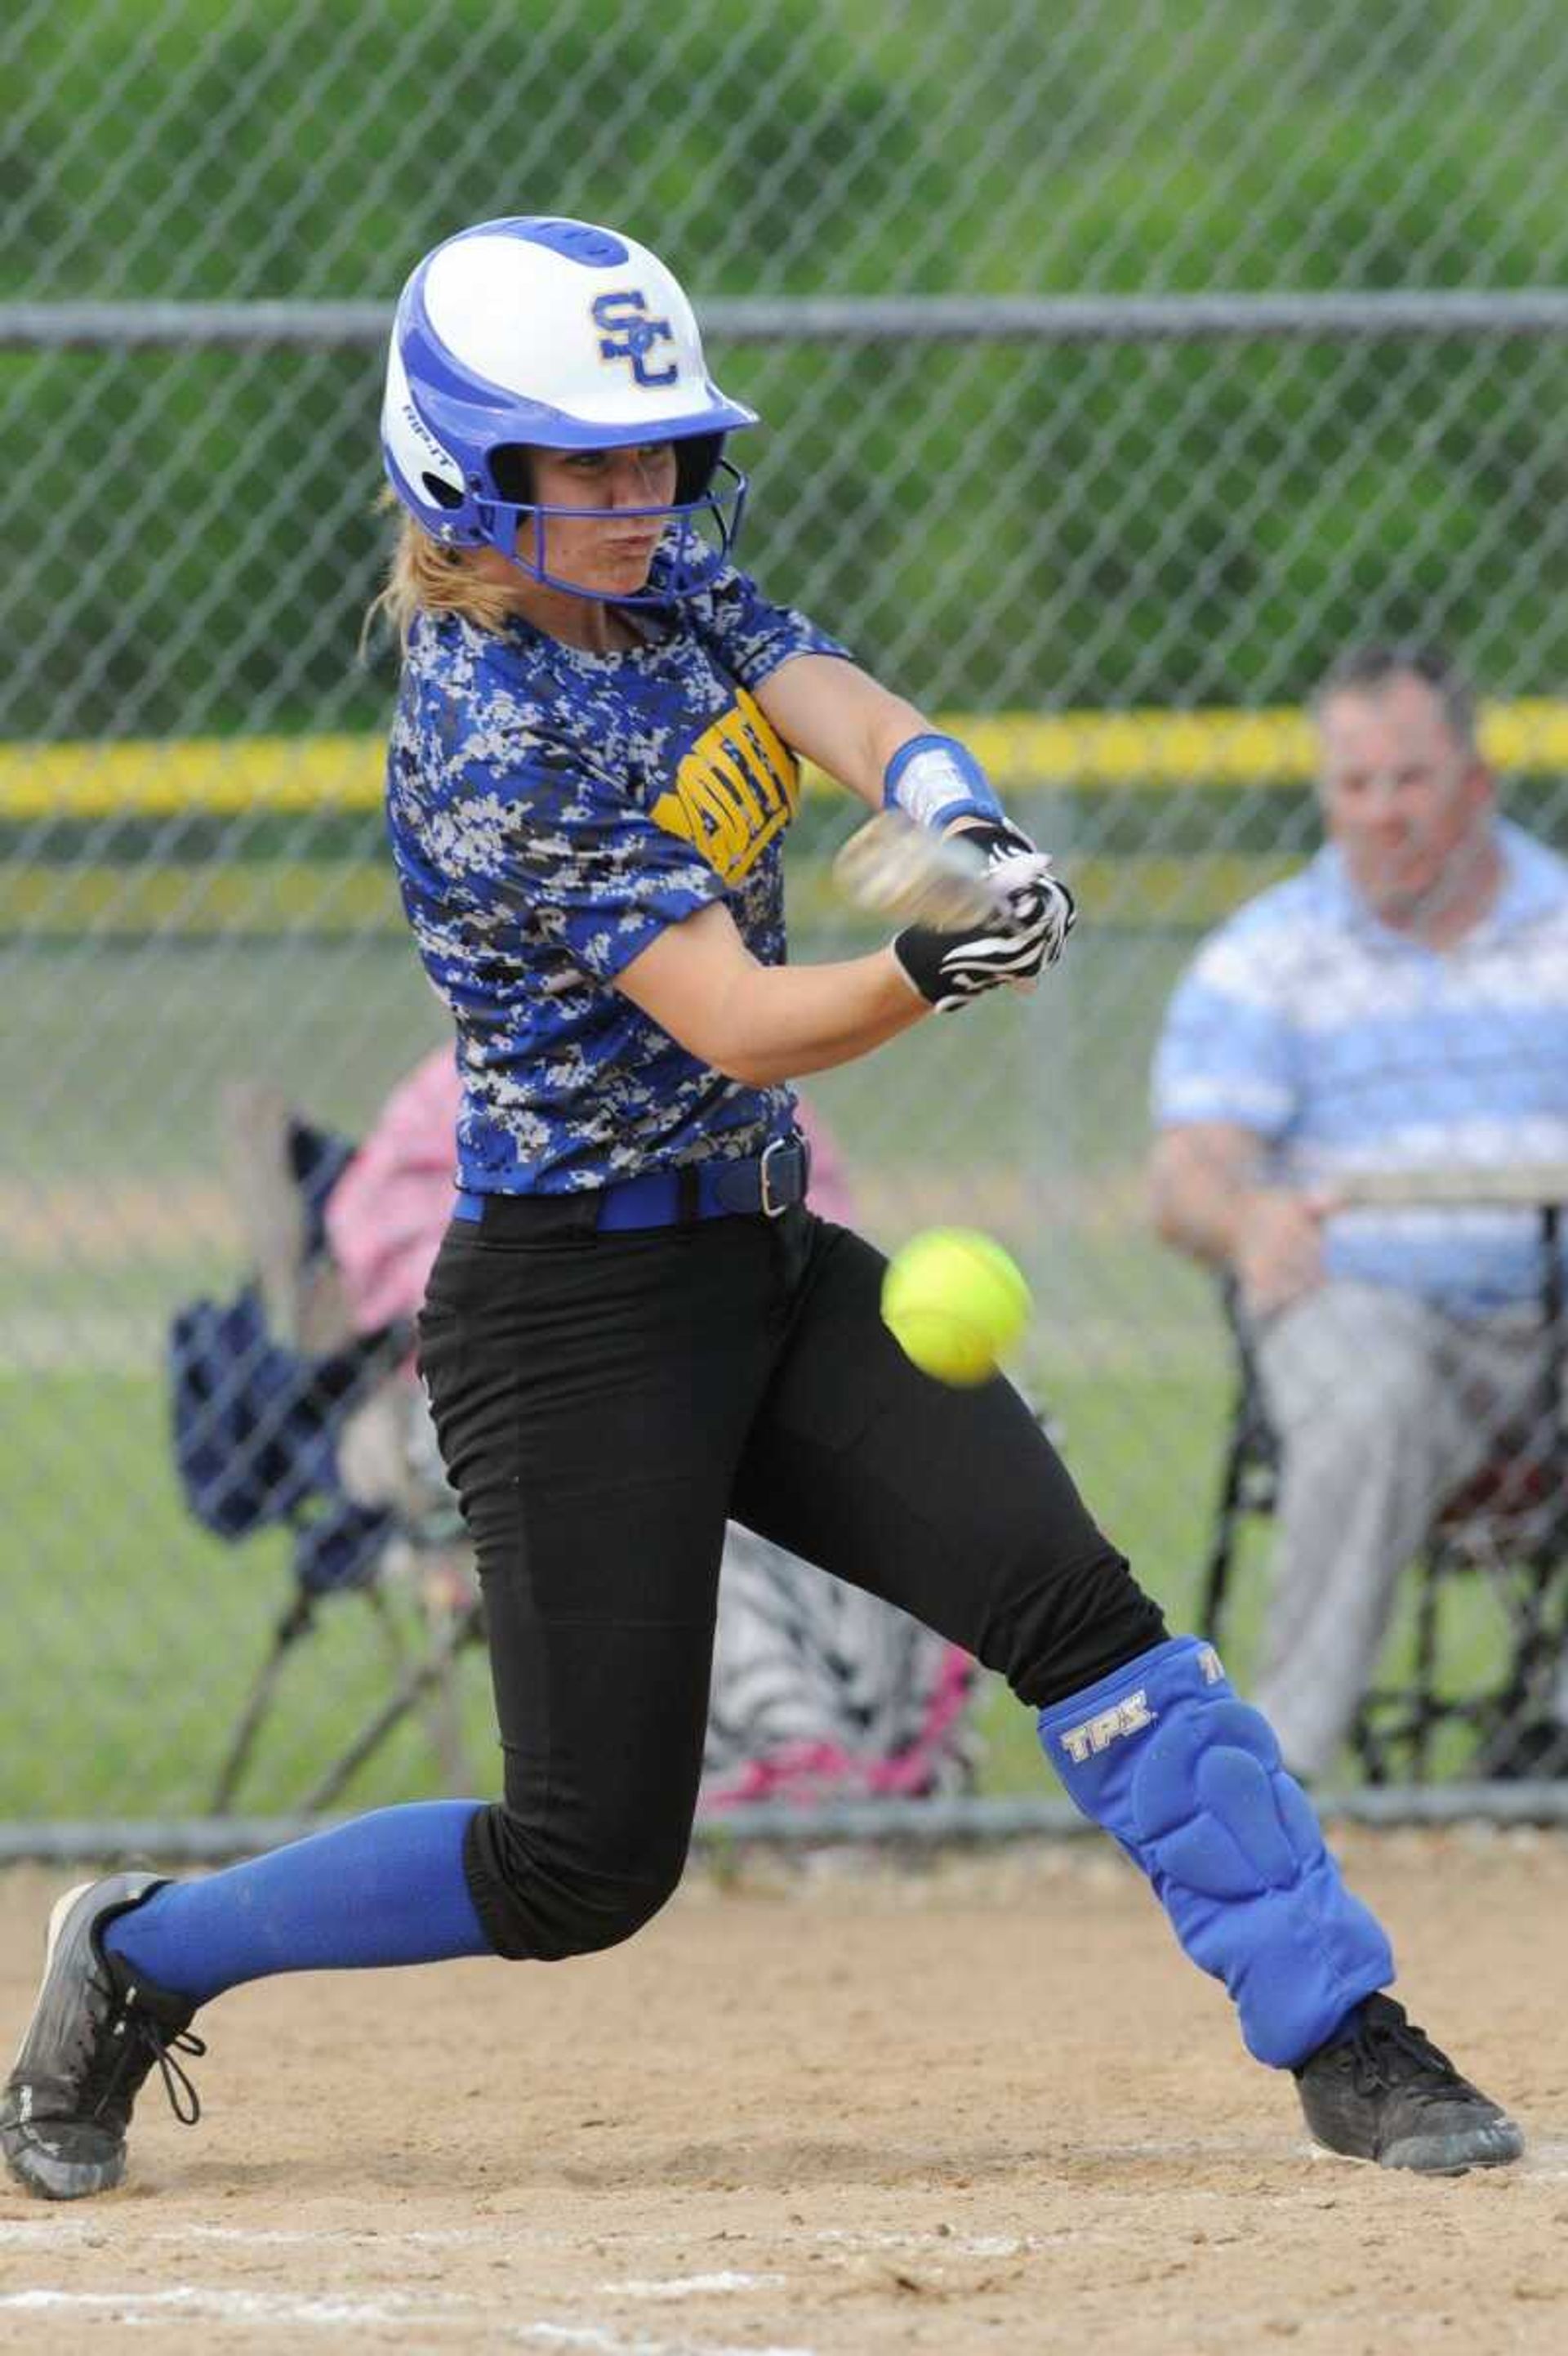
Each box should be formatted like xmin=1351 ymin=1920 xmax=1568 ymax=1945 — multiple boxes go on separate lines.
xmin=475 ymin=461 xmax=749 ymax=605
xmin=1038 ymin=1636 xmax=1393 ymax=2068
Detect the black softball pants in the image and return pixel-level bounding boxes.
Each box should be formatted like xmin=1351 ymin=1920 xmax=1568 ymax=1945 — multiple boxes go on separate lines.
xmin=416 ymin=1198 xmax=1167 ymax=1960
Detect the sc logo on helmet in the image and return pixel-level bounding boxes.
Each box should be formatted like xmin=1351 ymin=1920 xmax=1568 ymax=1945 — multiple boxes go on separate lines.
xmin=592 ymin=291 xmax=678 ymax=387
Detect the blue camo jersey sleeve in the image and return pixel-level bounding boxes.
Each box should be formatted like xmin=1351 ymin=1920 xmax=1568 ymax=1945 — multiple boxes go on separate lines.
xmin=692 ymin=562 xmax=851 ymax=689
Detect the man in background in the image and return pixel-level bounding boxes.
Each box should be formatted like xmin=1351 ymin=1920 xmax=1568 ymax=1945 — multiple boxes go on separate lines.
xmin=1149 ymin=645 xmax=1568 ymax=1780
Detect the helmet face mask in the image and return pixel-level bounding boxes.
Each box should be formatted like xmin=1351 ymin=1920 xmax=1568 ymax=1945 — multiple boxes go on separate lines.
xmin=482 ymin=458 xmax=750 ymax=605
xmin=381 ymin=216 xmax=757 ymax=605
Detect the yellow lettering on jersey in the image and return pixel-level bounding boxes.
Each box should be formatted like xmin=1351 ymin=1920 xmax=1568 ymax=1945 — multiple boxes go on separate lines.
xmin=652 ymin=689 xmax=800 ymax=884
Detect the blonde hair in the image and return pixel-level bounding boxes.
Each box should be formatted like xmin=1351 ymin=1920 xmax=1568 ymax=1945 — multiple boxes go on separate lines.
xmin=362 ymin=491 xmax=520 ymax=651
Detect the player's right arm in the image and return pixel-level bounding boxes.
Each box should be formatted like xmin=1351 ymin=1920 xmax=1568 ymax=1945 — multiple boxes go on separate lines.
xmin=430 ymin=719 xmax=1048 ymax=1091
xmin=615 ymin=900 xmax=929 ymax=1086
xmin=1150 ymin=1122 xmax=1332 ymax=1313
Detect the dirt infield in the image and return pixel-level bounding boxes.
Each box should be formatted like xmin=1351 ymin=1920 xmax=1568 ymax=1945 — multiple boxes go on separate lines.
xmin=1 ymin=1829 xmax=1564 ymax=2353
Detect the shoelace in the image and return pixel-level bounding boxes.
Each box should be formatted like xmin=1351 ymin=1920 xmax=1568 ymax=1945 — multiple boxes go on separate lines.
xmin=85 ymin=1999 xmax=207 ymax=2130
xmin=1345 ymin=2011 xmax=1465 ymax=2105
xmin=144 ymin=2024 xmax=207 ymax=2128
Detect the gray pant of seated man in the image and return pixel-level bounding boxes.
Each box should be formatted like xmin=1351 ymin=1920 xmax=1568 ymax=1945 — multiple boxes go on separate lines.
xmin=1250 ymin=1279 xmax=1551 ymax=1781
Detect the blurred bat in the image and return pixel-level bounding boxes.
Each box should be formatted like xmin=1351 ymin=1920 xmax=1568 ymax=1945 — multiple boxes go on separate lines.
xmin=831 ymin=809 xmax=1010 ymax=929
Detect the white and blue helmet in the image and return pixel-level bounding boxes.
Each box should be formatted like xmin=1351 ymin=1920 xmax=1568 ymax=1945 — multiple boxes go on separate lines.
xmin=381 ymin=215 xmax=757 ymax=600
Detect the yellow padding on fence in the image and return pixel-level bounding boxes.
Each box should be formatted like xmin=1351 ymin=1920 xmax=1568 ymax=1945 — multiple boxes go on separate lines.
xmin=0 ymin=735 xmax=385 ymax=820
xmin=5 ymin=701 xmax=1568 ymax=819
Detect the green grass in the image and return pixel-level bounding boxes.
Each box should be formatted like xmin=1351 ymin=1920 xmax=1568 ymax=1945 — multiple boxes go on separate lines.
xmin=0 ymin=1369 xmax=500 ymax=1819
xmin=0 ymin=1346 xmax=1231 ymax=1818
xmin=1 ymin=1345 xmax=1525 ymax=1819
xmin=1 ymin=1356 xmax=1228 ymax=1818
xmin=0 ymin=917 xmax=1536 ymax=1818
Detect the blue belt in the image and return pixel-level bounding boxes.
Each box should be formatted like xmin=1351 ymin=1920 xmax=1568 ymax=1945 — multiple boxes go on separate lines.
xmin=453 ymin=1131 xmax=811 ymax=1233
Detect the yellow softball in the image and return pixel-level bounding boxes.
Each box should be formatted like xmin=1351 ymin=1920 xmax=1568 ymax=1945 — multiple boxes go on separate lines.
xmin=880 ymin=1227 xmax=1032 ymax=1386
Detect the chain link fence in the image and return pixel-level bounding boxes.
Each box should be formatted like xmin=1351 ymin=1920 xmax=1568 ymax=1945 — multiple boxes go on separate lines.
xmin=5 ymin=0 xmax=1568 ymax=1831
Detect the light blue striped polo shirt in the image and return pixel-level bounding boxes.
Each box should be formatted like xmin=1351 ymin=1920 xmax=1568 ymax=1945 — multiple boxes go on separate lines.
xmin=1152 ymin=820 xmax=1568 ymax=1314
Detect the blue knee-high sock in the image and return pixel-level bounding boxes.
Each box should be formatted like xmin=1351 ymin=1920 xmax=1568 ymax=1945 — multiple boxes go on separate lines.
xmin=101 ymin=1801 xmax=493 ymax=2006
xmin=1037 ymin=1635 xmax=1393 ymax=2068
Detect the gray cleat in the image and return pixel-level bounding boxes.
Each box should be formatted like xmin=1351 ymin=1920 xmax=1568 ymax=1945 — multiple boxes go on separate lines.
xmin=1294 ymin=1992 xmax=1524 ymax=2175
xmin=1 ymin=1872 xmax=204 ymax=2200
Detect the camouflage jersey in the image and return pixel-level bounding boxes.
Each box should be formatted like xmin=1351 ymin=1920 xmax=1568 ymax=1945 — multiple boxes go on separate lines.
xmin=385 ymin=559 xmax=848 ymax=1194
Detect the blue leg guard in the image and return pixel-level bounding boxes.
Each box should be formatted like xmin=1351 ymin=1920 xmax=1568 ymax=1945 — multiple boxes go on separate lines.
xmin=1037 ymin=1636 xmax=1393 ymax=2068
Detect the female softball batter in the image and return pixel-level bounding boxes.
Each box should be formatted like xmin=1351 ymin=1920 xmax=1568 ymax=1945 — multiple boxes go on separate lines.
xmin=2 ymin=216 xmax=1522 ymax=2198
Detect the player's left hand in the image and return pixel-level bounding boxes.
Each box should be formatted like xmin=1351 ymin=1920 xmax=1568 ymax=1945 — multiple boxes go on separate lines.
xmin=951 ymin=815 xmax=1076 ymax=971
xmin=892 ymin=824 xmax=1076 ymax=1012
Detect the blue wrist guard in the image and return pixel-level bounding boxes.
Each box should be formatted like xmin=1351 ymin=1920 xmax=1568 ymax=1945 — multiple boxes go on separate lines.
xmin=883 ymin=733 xmax=1004 ymax=832
xmin=1038 ymin=1635 xmax=1393 ymax=2068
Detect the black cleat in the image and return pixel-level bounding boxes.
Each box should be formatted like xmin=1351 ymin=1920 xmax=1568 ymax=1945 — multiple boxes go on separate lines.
xmin=1 ymin=1872 xmax=205 ymax=2201
xmin=1294 ymin=1992 xmax=1524 ymax=2175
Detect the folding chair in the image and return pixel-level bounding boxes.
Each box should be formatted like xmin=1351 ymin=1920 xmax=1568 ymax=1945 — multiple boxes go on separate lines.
xmin=1199 ymin=1265 xmax=1568 ymax=1785
xmin=208 ymin=1518 xmax=484 ymax=1814
xmin=171 ymin=1095 xmax=485 ymax=1813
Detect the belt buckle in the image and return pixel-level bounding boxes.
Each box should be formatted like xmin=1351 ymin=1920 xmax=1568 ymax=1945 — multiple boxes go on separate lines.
xmin=758 ymin=1135 xmax=793 ymax=1218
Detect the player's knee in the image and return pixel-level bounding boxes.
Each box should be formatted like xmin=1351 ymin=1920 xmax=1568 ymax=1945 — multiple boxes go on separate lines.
xmin=991 ymin=1539 xmax=1169 ymax=1711
xmin=552 ymin=1863 xmax=682 ymax=1958
xmin=470 ymin=1806 xmax=685 ymax=1961
xmin=500 ymin=1864 xmax=681 ymax=1961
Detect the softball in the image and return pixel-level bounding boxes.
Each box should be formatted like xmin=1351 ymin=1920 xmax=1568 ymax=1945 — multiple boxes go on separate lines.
xmin=880 ymin=1227 xmax=1032 ymax=1386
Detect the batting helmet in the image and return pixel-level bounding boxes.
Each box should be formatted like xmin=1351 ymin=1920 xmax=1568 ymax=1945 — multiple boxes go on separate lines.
xmin=381 ymin=215 xmax=757 ymax=600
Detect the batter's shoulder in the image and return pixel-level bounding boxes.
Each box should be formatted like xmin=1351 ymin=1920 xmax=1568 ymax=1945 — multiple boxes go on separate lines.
xmin=684 ymin=556 xmax=849 ymax=684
